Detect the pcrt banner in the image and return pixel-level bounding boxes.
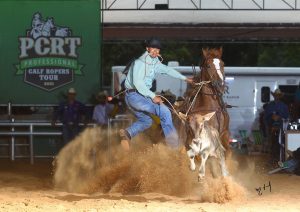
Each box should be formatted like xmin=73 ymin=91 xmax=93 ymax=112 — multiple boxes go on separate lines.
xmin=0 ymin=0 xmax=101 ymax=104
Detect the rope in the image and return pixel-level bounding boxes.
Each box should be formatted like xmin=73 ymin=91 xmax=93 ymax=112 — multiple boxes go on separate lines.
xmin=157 ymin=95 xmax=183 ymax=120
xmin=158 ymin=80 xmax=211 ymax=122
xmin=110 ymin=89 xmax=127 ymax=99
xmin=185 ymin=81 xmax=211 ymax=116
xmin=111 ymin=81 xmax=210 ymax=123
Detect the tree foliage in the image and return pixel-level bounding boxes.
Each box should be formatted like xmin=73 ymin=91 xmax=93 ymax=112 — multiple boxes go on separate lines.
xmin=102 ymin=41 xmax=300 ymax=87
xmin=257 ymin=44 xmax=300 ymax=66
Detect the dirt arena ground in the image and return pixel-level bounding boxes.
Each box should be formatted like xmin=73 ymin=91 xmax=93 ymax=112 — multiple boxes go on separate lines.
xmin=1 ymin=128 xmax=300 ymax=212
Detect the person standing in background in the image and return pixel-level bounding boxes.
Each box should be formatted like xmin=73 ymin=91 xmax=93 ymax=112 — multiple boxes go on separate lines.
xmin=52 ymin=88 xmax=86 ymax=147
xmin=92 ymin=91 xmax=117 ymax=128
xmin=264 ymin=88 xmax=289 ymax=162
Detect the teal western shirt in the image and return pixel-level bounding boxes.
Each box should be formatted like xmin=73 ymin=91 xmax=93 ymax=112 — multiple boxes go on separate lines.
xmin=124 ymin=51 xmax=186 ymax=99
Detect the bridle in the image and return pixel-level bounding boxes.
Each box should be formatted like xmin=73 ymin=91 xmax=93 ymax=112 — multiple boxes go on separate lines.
xmin=186 ymin=58 xmax=227 ymax=132
xmin=198 ymin=59 xmax=228 ymax=109
xmin=200 ymin=60 xmax=225 ymax=97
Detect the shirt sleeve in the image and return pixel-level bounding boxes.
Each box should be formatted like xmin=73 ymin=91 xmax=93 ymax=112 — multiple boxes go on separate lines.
xmin=132 ymin=61 xmax=156 ymax=99
xmin=156 ymin=63 xmax=187 ymax=80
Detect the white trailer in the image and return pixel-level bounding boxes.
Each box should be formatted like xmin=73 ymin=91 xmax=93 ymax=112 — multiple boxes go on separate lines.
xmin=111 ymin=65 xmax=300 ymax=140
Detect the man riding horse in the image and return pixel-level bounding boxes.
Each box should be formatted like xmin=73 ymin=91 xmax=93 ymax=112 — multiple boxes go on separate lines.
xmin=119 ymin=38 xmax=194 ymax=150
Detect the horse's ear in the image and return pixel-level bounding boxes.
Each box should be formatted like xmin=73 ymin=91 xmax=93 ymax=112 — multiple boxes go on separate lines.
xmin=212 ymin=47 xmax=222 ymax=58
xmin=202 ymin=48 xmax=208 ymax=58
xmin=203 ymin=111 xmax=215 ymax=121
xmin=218 ymin=47 xmax=223 ymax=58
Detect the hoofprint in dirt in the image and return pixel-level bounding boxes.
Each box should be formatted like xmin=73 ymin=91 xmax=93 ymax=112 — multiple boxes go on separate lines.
xmin=0 ymin=127 xmax=300 ymax=211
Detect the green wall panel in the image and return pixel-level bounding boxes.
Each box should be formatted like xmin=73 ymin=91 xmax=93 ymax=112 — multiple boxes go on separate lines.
xmin=0 ymin=0 xmax=101 ymax=104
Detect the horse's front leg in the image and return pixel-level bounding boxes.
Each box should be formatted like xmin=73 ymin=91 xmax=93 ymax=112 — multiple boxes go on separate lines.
xmin=187 ymin=149 xmax=196 ymax=171
xmin=198 ymin=152 xmax=209 ymax=181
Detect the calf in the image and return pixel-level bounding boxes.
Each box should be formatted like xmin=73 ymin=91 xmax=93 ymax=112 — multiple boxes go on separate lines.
xmin=187 ymin=112 xmax=228 ymax=181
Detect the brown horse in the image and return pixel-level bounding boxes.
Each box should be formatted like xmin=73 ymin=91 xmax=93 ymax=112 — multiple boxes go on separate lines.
xmin=179 ymin=47 xmax=230 ymax=152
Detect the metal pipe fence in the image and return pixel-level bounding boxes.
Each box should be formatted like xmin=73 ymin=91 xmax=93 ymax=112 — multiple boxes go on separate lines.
xmin=0 ymin=115 xmax=133 ymax=165
xmin=0 ymin=122 xmax=97 ymax=164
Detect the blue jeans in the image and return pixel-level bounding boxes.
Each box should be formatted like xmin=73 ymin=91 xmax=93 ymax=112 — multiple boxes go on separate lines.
xmin=125 ymin=91 xmax=179 ymax=148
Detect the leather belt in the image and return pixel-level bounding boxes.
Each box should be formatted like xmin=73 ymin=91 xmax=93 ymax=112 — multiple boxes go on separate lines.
xmin=126 ymin=89 xmax=137 ymax=93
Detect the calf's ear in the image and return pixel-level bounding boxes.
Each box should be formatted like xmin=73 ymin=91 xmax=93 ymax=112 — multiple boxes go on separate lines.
xmin=203 ymin=111 xmax=215 ymax=121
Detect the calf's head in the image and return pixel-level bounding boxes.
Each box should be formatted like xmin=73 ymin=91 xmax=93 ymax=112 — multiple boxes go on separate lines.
xmin=188 ymin=112 xmax=216 ymax=138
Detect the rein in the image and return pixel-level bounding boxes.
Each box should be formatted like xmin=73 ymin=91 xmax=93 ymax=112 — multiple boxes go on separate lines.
xmin=198 ymin=83 xmax=221 ymax=96
xmin=111 ymin=81 xmax=210 ymax=124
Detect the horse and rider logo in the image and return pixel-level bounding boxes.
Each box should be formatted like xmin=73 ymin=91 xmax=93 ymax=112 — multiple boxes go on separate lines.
xmin=30 ymin=12 xmax=70 ymax=39
xmin=16 ymin=12 xmax=83 ymax=91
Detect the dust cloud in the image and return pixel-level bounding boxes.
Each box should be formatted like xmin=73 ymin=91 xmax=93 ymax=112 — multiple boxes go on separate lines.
xmin=53 ymin=127 xmax=254 ymax=203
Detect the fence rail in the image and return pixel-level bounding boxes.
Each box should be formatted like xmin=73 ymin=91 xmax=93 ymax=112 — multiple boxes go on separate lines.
xmin=0 ymin=115 xmax=133 ymax=164
xmin=0 ymin=122 xmax=96 ymax=164
xmin=101 ymin=0 xmax=300 ymax=10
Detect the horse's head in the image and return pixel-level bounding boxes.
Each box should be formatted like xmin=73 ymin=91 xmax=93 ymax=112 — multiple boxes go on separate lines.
xmin=200 ymin=47 xmax=225 ymax=91
xmin=45 ymin=18 xmax=54 ymax=28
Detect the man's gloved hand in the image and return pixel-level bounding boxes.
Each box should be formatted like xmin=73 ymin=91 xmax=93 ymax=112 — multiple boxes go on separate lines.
xmin=153 ymin=96 xmax=163 ymax=104
xmin=185 ymin=77 xmax=194 ymax=84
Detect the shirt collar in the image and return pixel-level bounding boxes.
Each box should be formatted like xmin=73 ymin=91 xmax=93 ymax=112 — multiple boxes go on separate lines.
xmin=139 ymin=51 xmax=159 ymax=64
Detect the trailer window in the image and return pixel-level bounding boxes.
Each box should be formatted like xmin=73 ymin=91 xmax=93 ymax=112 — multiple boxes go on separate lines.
xmin=261 ymin=87 xmax=270 ymax=103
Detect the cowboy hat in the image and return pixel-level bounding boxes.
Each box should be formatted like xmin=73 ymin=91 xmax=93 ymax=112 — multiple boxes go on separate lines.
xmin=271 ymin=88 xmax=284 ymax=97
xmin=96 ymin=91 xmax=108 ymax=101
xmin=145 ymin=37 xmax=162 ymax=49
xmin=68 ymin=87 xmax=76 ymax=94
